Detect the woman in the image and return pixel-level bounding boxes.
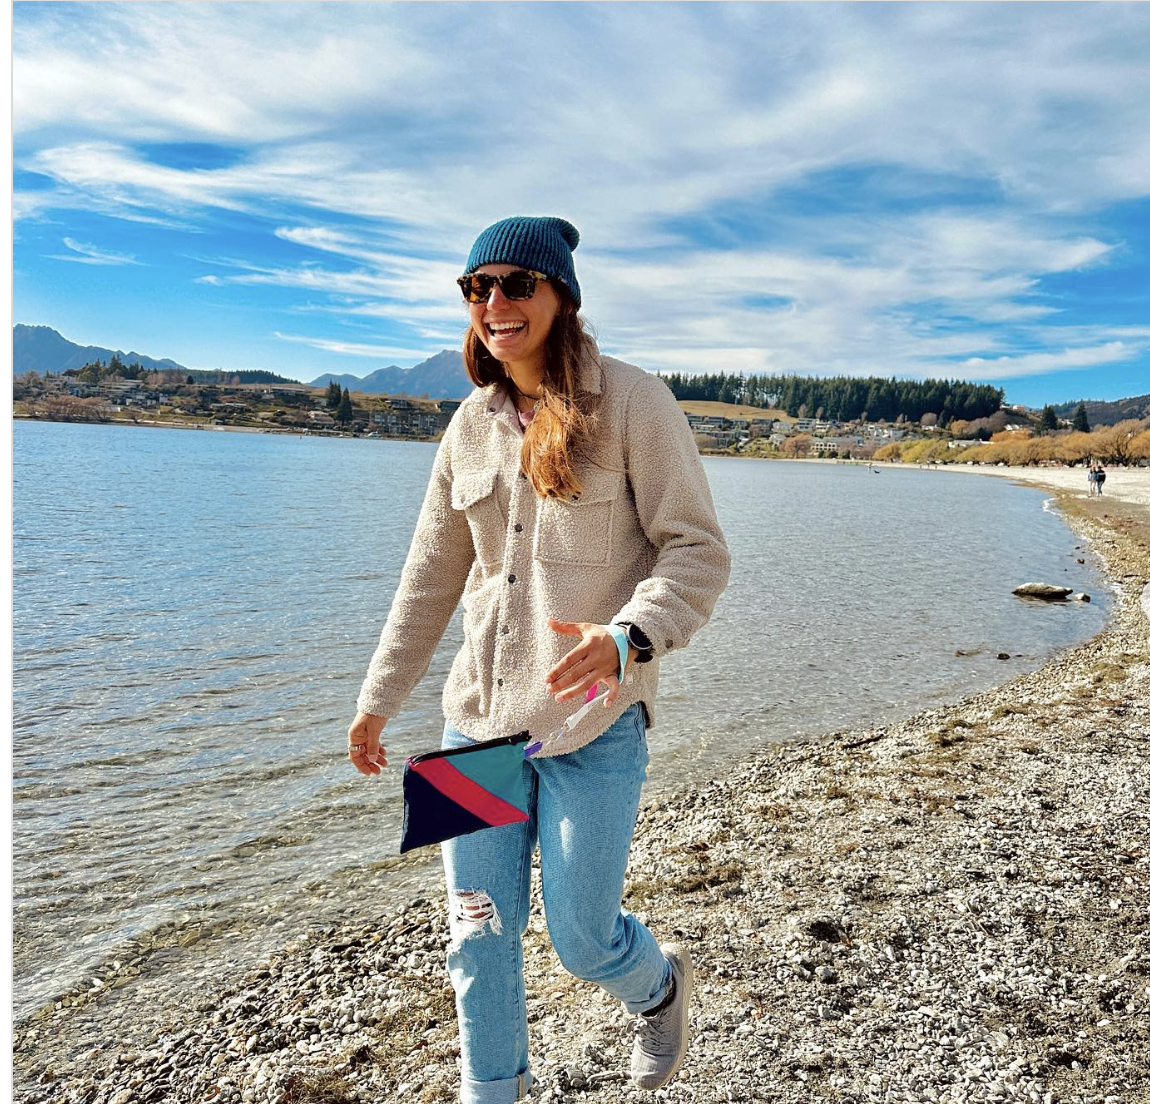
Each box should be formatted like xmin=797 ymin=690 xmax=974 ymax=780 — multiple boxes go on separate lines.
xmin=348 ymin=216 xmax=730 ymax=1103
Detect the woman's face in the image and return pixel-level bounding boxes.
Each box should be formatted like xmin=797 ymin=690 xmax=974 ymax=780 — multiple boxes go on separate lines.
xmin=468 ymin=264 xmax=562 ymax=373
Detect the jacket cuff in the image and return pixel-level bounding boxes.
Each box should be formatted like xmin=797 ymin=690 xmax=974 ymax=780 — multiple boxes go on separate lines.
xmin=613 ymin=603 xmax=675 ymax=659
xmin=356 ymin=685 xmax=398 ymax=719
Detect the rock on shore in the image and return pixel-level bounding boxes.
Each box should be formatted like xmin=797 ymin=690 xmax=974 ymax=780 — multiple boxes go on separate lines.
xmin=14 ymin=494 xmax=1149 ymax=1104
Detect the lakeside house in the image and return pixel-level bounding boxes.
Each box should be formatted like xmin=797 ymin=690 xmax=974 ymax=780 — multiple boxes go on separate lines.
xmin=811 ymin=435 xmax=865 ymax=455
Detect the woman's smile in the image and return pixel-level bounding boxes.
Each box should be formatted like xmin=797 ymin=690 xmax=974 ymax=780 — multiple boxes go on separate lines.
xmin=484 ymin=317 xmax=528 ymax=344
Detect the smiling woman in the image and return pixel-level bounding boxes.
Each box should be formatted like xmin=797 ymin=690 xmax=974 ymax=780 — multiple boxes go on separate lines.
xmin=346 ymin=215 xmax=731 ymax=1102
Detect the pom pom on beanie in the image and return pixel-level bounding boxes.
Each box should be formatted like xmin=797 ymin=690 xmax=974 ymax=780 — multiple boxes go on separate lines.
xmin=464 ymin=216 xmax=582 ymax=308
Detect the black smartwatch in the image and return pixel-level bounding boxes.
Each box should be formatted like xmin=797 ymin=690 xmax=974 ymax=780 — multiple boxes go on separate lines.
xmin=614 ymin=621 xmax=654 ymax=663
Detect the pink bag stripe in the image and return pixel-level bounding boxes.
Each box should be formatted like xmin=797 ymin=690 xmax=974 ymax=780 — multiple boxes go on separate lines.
xmin=415 ymin=757 xmax=529 ymax=826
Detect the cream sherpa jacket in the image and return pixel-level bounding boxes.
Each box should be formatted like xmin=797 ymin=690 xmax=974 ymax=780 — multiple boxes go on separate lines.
xmin=356 ymin=345 xmax=731 ymax=756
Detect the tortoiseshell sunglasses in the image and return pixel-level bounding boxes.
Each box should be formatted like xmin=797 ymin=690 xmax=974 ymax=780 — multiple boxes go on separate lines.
xmin=457 ymin=269 xmax=549 ymax=303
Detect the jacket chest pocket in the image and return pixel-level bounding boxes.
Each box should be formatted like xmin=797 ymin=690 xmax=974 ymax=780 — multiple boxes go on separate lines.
xmin=534 ymin=485 xmax=616 ymax=568
xmin=452 ymin=468 xmax=506 ymax=568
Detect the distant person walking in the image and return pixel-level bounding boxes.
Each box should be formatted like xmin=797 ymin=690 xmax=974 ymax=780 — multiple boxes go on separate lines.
xmin=1096 ymin=465 xmax=1106 ymax=496
xmin=347 ymin=216 xmax=731 ymax=1103
xmin=1087 ymin=465 xmax=1099 ymax=496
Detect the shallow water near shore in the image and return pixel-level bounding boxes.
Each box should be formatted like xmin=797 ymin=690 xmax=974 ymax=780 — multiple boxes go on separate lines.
xmin=12 ymin=419 xmax=1109 ymax=1033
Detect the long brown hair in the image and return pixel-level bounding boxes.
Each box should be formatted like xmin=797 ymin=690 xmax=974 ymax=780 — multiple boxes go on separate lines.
xmin=463 ymin=297 xmax=598 ymax=499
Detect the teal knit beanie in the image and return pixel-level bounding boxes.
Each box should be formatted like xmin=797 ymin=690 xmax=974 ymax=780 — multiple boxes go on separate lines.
xmin=464 ymin=216 xmax=582 ymax=308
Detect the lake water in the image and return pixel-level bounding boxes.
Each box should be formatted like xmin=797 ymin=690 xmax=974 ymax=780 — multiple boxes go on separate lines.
xmin=12 ymin=419 xmax=1109 ymax=1038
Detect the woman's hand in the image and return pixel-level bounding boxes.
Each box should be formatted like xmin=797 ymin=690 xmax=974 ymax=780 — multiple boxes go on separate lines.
xmin=347 ymin=711 xmax=388 ymax=776
xmin=545 ymin=619 xmax=629 ymax=705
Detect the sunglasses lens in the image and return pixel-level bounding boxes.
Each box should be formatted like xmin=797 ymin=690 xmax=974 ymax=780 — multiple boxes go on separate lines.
xmin=500 ymin=271 xmax=536 ymax=300
xmin=460 ymin=275 xmax=493 ymax=302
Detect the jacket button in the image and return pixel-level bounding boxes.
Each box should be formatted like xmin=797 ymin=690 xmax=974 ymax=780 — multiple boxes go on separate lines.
xmin=520 ymin=472 xmax=527 ymax=480
xmin=514 ymin=523 xmax=523 ymax=533
xmin=497 ymin=678 xmax=504 ymax=687
xmin=508 ymin=574 xmax=517 ymax=584
xmin=501 ymin=626 xmax=510 ymax=635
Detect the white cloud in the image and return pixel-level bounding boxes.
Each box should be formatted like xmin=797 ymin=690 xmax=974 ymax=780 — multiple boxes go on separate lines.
xmin=948 ymin=342 xmax=1137 ymax=381
xmin=273 ymin=332 xmax=430 ymax=360
xmin=49 ymin=237 xmax=142 ymax=265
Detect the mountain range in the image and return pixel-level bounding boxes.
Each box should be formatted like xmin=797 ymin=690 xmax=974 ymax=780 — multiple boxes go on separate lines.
xmin=308 ymin=349 xmax=470 ymax=399
xmin=13 ymin=324 xmax=472 ymax=399
xmin=14 ymin=324 xmax=187 ymax=374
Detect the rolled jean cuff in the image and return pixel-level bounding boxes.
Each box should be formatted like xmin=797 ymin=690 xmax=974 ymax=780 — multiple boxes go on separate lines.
xmin=624 ymin=959 xmax=674 ymax=1016
xmin=461 ymin=1069 xmax=532 ymax=1104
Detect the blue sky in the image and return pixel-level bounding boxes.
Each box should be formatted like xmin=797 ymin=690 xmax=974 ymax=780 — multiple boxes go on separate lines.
xmin=11 ymin=1 xmax=1150 ymax=406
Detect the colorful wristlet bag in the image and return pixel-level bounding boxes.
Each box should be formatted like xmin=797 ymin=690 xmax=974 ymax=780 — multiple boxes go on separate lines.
xmin=399 ymin=730 xmax=531 ymax=853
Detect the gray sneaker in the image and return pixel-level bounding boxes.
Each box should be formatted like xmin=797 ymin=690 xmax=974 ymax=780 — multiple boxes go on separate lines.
xmin=630 ymin=944 xmax=694 ymax=1090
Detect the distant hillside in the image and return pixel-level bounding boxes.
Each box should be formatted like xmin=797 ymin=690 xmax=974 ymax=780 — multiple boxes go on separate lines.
xmin=14 ymin=324 xmax=186 ymax=374
xmin=1054 ymin=394 xmax=1150 ymax=427
xmin=679 ymin=400 xmax=787 ymax=421
xmin=310 ymin=349 xmax=470 ymax=399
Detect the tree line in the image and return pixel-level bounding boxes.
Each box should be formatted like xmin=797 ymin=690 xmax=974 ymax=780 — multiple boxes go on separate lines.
xmin=58 ymin=359 xmax=297 ymax=387
xmin=658 ymin=371 xmax=1004 ymax=424
xmin=877 ymin=418 xmax=1150 ymax=467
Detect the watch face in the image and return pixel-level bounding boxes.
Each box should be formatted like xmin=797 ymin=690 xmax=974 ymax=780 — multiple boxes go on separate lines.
xmin=625 ymin=623 xmax=652 ymax=650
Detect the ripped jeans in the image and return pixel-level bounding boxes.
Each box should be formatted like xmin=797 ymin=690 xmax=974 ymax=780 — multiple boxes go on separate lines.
xmin=441 ymin=703 xmax=671 ymax=1104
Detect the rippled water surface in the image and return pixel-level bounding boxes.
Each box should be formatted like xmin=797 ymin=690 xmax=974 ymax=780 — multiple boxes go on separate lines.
xmin=13 ymin=419 xmax=1108 ymax=1029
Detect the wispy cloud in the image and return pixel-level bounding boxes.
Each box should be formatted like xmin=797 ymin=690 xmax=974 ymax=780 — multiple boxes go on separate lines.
xmin=273 ymin=332 xmax=430 ymax=360
xmin=49 ymin=237 xmax=142 ymax=265
xmin=948 ymin=342 xmax=1137 ymax=381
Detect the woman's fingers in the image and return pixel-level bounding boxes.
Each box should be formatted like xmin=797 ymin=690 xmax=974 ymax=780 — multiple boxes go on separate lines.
xmin=600 ymin=675 xmax=621 ymax=706
xmin=547 ymin=618 xmax=588 ymax=637
xmin=552 ymin=670 xmax=604 ymax=704
xmin=348 ymin=712 xmax=388 ymax=775
xmin=547 ymin=657 xmax=598 ymax=695
xmin=545 ymin=620 xmax=618 ymax=691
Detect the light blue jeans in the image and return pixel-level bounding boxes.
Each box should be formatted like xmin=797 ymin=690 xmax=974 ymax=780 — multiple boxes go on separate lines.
xmin=440 ymin=703 xmax=671 ymax=1104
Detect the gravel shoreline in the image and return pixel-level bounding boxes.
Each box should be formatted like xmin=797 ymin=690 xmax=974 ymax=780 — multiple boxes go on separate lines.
xmin=15 ymin=490 xmax=1149 ymax=1104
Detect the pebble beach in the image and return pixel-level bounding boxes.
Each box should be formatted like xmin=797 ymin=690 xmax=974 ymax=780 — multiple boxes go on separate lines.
xmin=14 ymin=470 xmax=1150 ymax=1104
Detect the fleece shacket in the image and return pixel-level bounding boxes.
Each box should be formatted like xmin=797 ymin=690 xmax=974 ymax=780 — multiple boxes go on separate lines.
xmin=356 ymin=344 xmax=731 ymax=756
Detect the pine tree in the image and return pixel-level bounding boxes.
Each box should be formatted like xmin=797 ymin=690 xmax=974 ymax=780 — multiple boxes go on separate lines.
xmin=1038 ymin=405 xmax=1059 ymax=434
xmin=1072 ymin=402 xmax=1090 ymax=433
xmin=336 ymin=387 xmax=353 ymax=425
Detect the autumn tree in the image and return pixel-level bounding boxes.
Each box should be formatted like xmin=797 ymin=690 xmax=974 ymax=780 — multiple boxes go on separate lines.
xmin=1128 ymin=428 xmax=1150 ymax=461
xmin=782 ymin=433 xmax=812 ymax=458
xmin=1053 ymin=432 xmax=1094 ymax=465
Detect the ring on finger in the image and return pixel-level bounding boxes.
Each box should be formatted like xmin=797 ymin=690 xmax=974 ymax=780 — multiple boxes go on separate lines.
xmin=349 ymin=743 xmax=366 ymax=753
